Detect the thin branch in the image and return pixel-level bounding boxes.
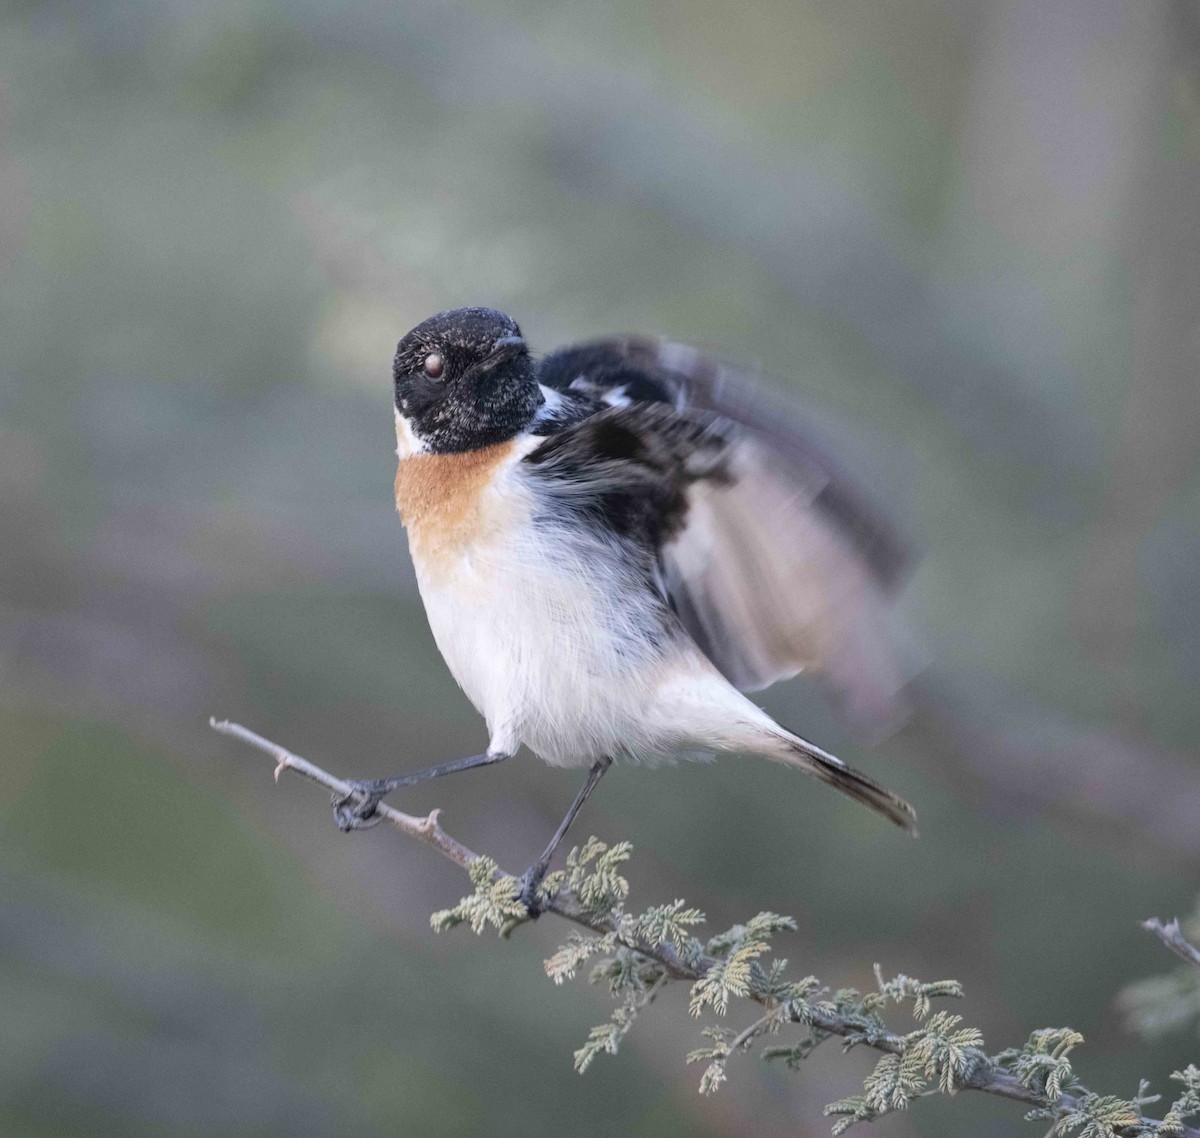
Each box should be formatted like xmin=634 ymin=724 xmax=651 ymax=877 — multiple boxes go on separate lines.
xmin=729 ymin=1011 xmax=775 ymax=1055
xmin=210 ymin=718 xmax=1200 ymax=1138
xmin=208 ymin=718 xmax=669 ymax=956
xmin=635 ymin=970 xmax=670 ymax=1015
xmin=210 ymin=718 xmax=478 ymax=870
xmin=1142 ymin=916 xmax=1200 ymax=970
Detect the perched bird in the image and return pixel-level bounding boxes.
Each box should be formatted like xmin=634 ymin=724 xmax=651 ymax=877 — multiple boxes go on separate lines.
xmin=334 ymin=306 xmax=917 ymax=910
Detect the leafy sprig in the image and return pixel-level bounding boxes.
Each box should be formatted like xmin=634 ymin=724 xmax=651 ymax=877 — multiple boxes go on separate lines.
xmin=433 ymin=837 xmax=1200 ymax=1137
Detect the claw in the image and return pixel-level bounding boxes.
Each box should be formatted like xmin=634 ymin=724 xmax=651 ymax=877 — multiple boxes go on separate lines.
xmin=517 ymin=863 xmax=549 ymax=917
xmin=331 ymin=779 xmax=392 ymax=832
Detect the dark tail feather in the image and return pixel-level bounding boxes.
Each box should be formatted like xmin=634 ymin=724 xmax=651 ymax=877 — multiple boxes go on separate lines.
xmin=770 ymin=730 xmax=917 ymax=834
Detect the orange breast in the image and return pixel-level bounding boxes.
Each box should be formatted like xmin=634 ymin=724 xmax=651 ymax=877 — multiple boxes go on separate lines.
xmin=394 ymin=440 xmax=519 ymax=569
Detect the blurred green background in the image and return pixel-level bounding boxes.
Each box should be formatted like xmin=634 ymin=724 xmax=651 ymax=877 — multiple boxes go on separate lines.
xmin=3 ymin=1 xmax=1200 ymax=1135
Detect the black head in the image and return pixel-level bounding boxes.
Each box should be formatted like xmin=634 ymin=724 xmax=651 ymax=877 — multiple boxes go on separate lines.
xmin=392 ymin=307 xmax=541 ymax=454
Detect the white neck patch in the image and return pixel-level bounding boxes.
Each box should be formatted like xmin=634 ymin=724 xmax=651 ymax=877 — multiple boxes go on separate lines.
xmin=394 ymin=407 xmax=429 ymax=458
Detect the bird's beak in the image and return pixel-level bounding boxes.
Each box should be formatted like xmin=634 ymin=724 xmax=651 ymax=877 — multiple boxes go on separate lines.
xmin=487 ymin=335 xmax=526 ymax=363
xmin=466 ymin=336 xmax=527 ymax=383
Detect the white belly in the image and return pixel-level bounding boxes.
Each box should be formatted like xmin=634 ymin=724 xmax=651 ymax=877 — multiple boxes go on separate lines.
xmin=415 ymin=510 xmax=692 ymax=766
xmin=399 ymin=438 xmax=770 ymax=767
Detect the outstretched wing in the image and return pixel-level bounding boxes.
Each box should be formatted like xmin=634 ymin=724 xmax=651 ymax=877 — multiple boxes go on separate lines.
xmin=528 ymin=339 xmax=915 ymax=736
xmin=536 ymin=338 xmax=908 ymax=588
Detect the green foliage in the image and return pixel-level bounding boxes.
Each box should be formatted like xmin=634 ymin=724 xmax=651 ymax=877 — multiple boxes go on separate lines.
xmin=1041 ymin=1090 xmax=1151 ymax=1138
xmin=997 ymin=1042 xmax=1200 ymax=1138
xmin=687 ymin=1028 xmax=734 ymax=1095
xmin=433 ymin=838 xmax=1200 ymax=1137
xmin=429 ymin=857 xmax=526 ymax=936
xmin=816 ymin=971 xmax=984 ymax=1133
xmin=1025 ymin=1066 xmax=1200 ymax=1138
xmin=573 ymin=973 xmax=669 ymax=1075
xmin=545 ymin=840 xmax=672 ymax=1075
xmin=635 ymin=900 xmax=707 ymax=954
xmin=1162 ymin=1066 xmax=1200 ymax=1134
xmin=864 ymin=969 xmax=965 ymax=1020
xmin=545 ymin=931 xmax=606 ymax=986
xmin=909 ymin=1012 xmax=986 ymax=1093
xmin=543 ymin=836 xmax=633 ymax=917
xmin=689 ymin=938 xmax=768 ymax=1017
xmin=994 ymin=1027 xmax=1085 ymax=1101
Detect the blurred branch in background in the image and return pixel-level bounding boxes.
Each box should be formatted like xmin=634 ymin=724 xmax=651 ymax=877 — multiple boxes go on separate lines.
xmin=1142 ymin=916 xmax=1200 ymax=971
xmin=213 ymin=719 xmax=1200 ymax=1138
xmin=1121 ymin=902 xmax=1200 ymax=1046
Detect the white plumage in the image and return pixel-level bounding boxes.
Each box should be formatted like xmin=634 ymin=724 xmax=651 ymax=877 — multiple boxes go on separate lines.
xmin=410 ymin=431 xmax=782 ymax=768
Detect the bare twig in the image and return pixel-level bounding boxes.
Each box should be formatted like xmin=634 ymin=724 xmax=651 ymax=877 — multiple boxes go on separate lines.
xmin=210 ymin=719 xmax=478 ymax=869
xmin=210 ymin=718 xmax=1200 ymax=1138
xmin=208 ymin=718 xmax=674 ymax=955
xmin=1142 ymin=916 xmax=1200 ymax=970
xmin=729 ymin=1011 xmax=775 ymax=1055
xmin=630 ymin=970 xmax=670 ymax=1021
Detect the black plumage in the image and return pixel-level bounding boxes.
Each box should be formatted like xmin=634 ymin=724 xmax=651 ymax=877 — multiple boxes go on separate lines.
xmin=532 ymin=337 xmax=908 ymax=591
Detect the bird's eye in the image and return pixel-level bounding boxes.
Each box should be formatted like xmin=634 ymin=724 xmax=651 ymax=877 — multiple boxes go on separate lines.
xmin=423 ymin=352 xmax=444 ymax=379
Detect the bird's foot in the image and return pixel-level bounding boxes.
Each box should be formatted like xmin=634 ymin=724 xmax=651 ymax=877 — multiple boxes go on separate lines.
xmin=517 ymin=863 xmax=550 ymax=918
xmin=331 ymin=779 xmax=394 ymax=831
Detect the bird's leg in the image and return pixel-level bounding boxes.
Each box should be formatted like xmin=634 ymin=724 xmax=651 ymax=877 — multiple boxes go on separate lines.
xmin=332 ymin=751 xmax=510 ymax=831
xmin=518 ymin=756 xmax=613 ymax=915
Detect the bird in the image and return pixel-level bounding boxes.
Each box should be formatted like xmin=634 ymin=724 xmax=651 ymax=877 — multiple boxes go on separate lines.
xmin=333 ymin=306 xmax=917 ymax=912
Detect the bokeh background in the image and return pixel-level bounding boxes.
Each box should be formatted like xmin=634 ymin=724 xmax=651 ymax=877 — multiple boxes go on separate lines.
xmin=3 ymin=1 xmax=1200 ymax=1135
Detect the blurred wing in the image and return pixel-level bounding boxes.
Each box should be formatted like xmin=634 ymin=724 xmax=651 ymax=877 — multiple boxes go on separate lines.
xmin=529 ymin=339 xmax=917 ymax=736
xmin=536 ymin=336 xmax=908 ymax=589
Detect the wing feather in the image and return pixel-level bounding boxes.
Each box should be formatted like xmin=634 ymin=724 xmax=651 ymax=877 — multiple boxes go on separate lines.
xmin=530 ymin=339 xmax=916 ymax=736
xmin=538 ymin=336 xmax=908 ymax=588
